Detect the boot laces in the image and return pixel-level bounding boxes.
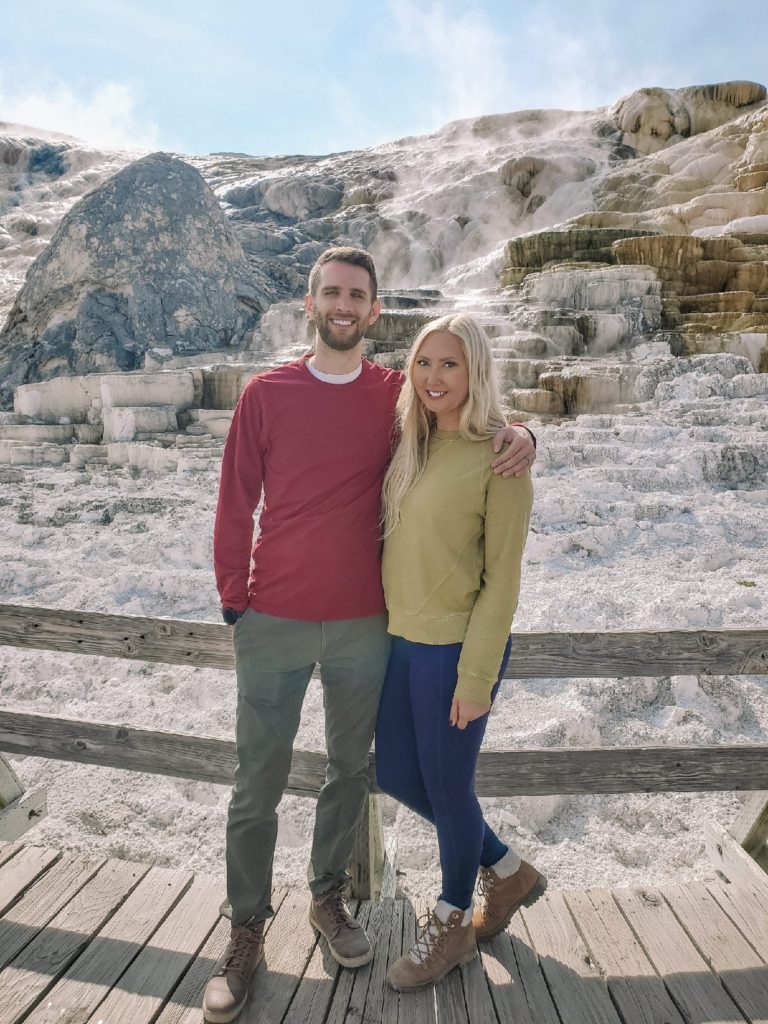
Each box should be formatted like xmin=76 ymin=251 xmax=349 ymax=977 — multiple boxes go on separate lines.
xmin=410 ymin=910 xmax=451 ymax=964
xmin=477 ymin=866 xmax=496 ymax=900
xmin=317 ymin=887 xmax=352 ymax=929
xmin=222 ymin=924 xmax=261 ymax=973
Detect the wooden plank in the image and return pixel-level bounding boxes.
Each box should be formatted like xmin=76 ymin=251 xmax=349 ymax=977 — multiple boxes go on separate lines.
xmin=282 ymin=901 xmax=355 ymax=1024
xmin=0 ymin=845 xmax=59 ymax=915
xmin=408 ymin=896 xmax=468 ymax=1024
xmin=91 ymin=874 xmax=222 ymax=1024
xmin=321 ymin=900 xmax=374 ymax=1024
xmin=361 ymin=897 xmax=402 ymax=1024
xmin=459 ymin=936 xmax=498 ymax=1024
xmin=0 ymin=788 xmax=47 ymax=842
xmin=501 ymin=627 xmax=768 ymax=678
xmin=0 ymin=709 xmax=324 ymax=796
xmin=730 ymin=792 xmax=768 ymax=869
xmin=564 ymin=888 xmax=685 ymax=1024
xmin=0 ymin=602 xmax=234 ymax=669
xmin=471 ymin=745 xmax=768 ymax=796
xmin=381 ymin=897 xmax=403 ymax=1024
xmin=240 ymin=889 xmax=318 ymax=1024
xmin=0 ymin=851 xmax=105 ymax=970
xmin=154 ymin=889 xmax=289 ymax=1024
xmin=612 ymin=886 xmax=747 ymax=1024
xmin=5 ymin=709 xmax=768 ymax=797
xmin=21 ymin=863 xmax=190 ymax=1024
xmin=707 ymin=880 xmax=768 ymax=963
xmin=337 ymin=897 xmax=395 ymax=1024
xmin=521 ymin=890 xmax=622 ymax=1024
xmin=661 ymin=882 xmax=768 ymax=1023
xmin=2 ymin=603 xmax=767 ymax=677
xmin=0 ymin=856 xmax=151 ymax=1024
xmin=397 ymin=899 xmax=437 ymax=1024
xmin=0 ymin=841 xmax=22 ymax=870
xmin=480 ymin=913 xmax=560 ymax=1024
xmin=323 ymin=901 xmax=391 ymax=1024
xmin=706 ymin=823 xmax=768 ymax=898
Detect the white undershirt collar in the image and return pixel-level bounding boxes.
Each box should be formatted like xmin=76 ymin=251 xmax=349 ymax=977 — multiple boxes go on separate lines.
xmin=306 ymin=359 xmax=362 ymax=384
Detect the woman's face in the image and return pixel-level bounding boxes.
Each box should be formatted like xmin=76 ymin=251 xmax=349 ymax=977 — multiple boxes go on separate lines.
xmin=412 ymin=330 xmax=469 ymax=430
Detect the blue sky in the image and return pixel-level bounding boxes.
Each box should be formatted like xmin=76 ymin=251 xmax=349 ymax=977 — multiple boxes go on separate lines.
xmin=2 ymin=0 xmax=766 ymax=156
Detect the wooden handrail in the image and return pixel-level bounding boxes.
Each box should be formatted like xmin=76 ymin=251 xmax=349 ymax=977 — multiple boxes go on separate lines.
xmin=1 ymin=604 xmax=767 ymax=677
xmin=3 ymin=602 xmax=768 ymax=898
xmin=1 ymin=709 xmax=768 ymax=796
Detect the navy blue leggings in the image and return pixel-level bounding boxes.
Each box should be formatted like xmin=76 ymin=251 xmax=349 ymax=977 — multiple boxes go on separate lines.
xmin=375 ymin=635 xmax=510 ymax=910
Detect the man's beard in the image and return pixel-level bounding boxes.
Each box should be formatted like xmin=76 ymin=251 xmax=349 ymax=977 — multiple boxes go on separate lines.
xmin=314 ymin=314 xmax=367 ymax=351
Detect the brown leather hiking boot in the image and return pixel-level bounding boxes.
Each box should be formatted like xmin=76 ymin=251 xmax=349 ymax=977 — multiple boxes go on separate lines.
xmin=309 ymin=887 xmax=373 ymax=967
xmin=388 ymin=907 xmax=477 ymax=991
xmin=202 ymin=920 xmax=265 ymax=1023
xmin=472 ymin=860 xmax=547 ymax=940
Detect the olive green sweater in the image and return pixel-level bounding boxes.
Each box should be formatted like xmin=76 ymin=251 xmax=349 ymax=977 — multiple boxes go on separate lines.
xmin=382 ymin=430 xmax=533 ymax=705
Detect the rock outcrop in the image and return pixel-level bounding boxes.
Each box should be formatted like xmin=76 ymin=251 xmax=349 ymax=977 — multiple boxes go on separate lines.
xmin=0 ymin=153 xmax=265 ymax=406
xmin=601 ymin=81 xmax=766 ymax=157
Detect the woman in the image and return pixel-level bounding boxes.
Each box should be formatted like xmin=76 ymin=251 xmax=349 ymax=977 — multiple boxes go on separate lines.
xmin=376 ymin=313 xmax=545 ymax=991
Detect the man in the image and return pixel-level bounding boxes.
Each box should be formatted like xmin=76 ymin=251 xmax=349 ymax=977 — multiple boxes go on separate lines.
xmin=203 ymin=246 xmax=536 ymax=1022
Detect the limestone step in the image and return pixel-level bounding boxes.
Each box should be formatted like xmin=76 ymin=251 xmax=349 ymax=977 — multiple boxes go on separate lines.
xmin=70 ymin=444 xmax=107 ymax=468
xmin=736 ymin=168 xmax=768 ymax=191
xmin=103 ymin=405 xmax=179 ymax=443
xmin=0 ymin=440 xmax=70 ymax=466
xmin=187 ymin=407 xmax=233 ymax=436
xmin=100 ymin=371 xmax=198 ymax=412
xmin=677 ymin=311 xmax=768 ymax=333
xmin=679 ymin=292 xmax=757 ymax=314
xmin=679 ymin=331 xmax=768 ymax=370
xmin=0 ymin=423 xmax=75 ymax=443
xmin=378 ymin=289 xmax=445 ymax=309
xmin=505 ymin=387 xmax=564 ymax=415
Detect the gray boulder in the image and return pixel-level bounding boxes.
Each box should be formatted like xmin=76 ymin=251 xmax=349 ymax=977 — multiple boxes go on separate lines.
xmin=0 ymin=152 xmax=266 ymax=405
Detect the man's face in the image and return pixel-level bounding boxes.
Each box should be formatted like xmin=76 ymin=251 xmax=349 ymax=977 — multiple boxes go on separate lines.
xmin=305 ymin=261 xmax=381 ymax=351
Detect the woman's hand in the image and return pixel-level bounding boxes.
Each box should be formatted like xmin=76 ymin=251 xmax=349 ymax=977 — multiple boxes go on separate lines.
xmin=491 ymin=425 xmax=536 ymax=477
xmin=450 ymin=697 xmax=491 ymax=730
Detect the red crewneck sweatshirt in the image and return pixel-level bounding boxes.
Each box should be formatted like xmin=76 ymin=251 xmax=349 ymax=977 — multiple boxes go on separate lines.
xmin=214 ymin=356 xmax=403 ymax=621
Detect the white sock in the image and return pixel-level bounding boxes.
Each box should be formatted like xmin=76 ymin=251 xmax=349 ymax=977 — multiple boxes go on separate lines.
xmin=435 ymin=899 xmax=473 ymax=926
xmin=490 ymin=848 xmax=522 ymax=878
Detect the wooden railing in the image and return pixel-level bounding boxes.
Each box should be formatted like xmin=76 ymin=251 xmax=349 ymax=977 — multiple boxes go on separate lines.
xmin=1 ymin=603 xmax=768 ymax=897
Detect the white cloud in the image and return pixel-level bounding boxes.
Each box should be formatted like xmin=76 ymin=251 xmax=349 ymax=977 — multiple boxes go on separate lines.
xmin=516 ymin=9 xmax=689 ymax=113
xmin=389 ymin=0 xmax=512 ymax=125
xmin=0 ymin=80 xmax=162 ymax=151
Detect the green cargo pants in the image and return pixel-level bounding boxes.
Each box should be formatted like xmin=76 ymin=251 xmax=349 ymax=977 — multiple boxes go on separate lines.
xmin=223 ymin=609 xmax=390 ymax=925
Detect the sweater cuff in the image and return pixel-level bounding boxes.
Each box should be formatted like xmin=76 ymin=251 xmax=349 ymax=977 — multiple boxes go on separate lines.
xmin=454 ymin=670 xmax=495 ymax=706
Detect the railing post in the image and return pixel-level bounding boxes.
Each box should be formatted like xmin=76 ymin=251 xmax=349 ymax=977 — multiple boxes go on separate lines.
xmin=0 ymin=756 xmax=23 ymax=809
xmin=0 ymin=754 xmax=47 ymax=841
xmin=729 ymin=791 xmax=768 ymax=872
xmin=349 ymin=794 xmax=385 ymax=900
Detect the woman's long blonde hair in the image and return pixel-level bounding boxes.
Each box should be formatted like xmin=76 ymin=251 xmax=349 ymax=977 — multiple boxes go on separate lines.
xmin=381 ymin=313 xmax=506 ymax=536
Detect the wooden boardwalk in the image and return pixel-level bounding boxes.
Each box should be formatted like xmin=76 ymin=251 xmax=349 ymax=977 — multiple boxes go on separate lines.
xmin=2 ymin=842 xmax=768 ymax=1024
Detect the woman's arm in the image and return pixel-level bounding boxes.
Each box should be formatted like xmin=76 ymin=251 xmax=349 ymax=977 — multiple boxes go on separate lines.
xmin=453 ymin=469 xmax=534 ymax=709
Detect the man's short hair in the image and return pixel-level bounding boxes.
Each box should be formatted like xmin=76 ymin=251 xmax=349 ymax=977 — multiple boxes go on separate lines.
xmin=308 ymin=246 xmax=379 ymax=301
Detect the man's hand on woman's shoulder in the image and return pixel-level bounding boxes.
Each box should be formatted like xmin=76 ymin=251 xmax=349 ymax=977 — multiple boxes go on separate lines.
xmin=491 ymin=424 xmax=536 ymax=478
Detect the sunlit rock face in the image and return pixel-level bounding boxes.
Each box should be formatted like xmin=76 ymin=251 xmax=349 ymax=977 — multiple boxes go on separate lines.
xmin=0 ymin=153 xmax=265 ymax=405
xmin=601 ymin=81 xmax=766 ymax=157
